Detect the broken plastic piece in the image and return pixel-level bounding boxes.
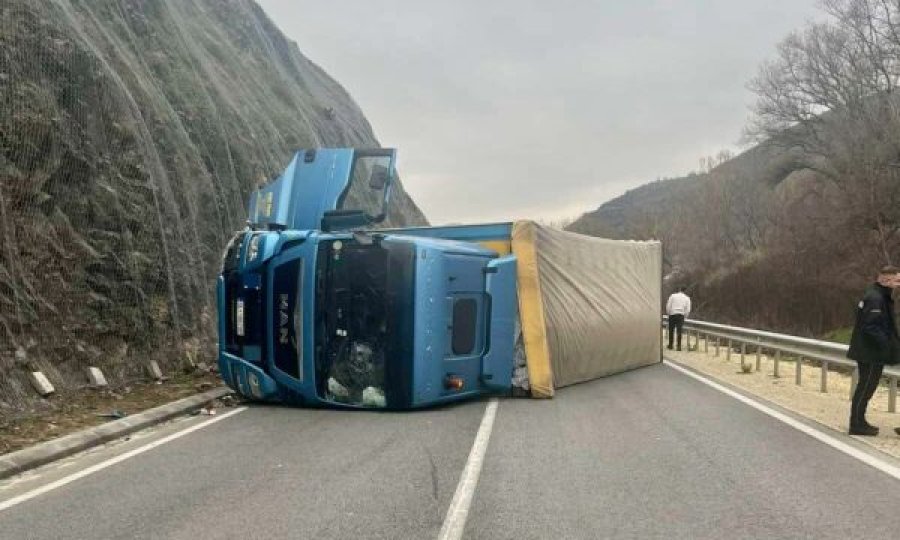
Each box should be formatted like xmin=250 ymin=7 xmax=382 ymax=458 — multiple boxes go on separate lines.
xmin=327 ymin=377 xmax=350 ymax=400
xmin=96 ymin=409 xmax=127 ymax=419
xmin=361 ymin=386 xmax=386 ymax=408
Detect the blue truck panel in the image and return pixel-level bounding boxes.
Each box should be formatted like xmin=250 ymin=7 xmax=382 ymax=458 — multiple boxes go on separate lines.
xmin=483 ymin=256 xmax=518 ymax=392
xmin=248 ymin=149 xmax=355 ymax=231
xmin=389 ymin=222 xmax=513 ymax=241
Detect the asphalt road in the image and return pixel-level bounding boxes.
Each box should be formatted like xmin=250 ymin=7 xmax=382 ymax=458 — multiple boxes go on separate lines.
xmin=1 ymin=363 xmax=900 ymax=539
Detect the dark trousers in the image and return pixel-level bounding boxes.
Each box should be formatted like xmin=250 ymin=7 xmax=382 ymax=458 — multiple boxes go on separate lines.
xmin=667 ymin=314 xmax=685 ymax=350
xmin=850 ymin=362 xmax=884 ymax=426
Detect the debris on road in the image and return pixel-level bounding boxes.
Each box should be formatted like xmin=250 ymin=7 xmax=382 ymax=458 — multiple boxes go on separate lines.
xmin=217 ymin=395 xmax=241 ymax=407
xmin=95 ymin=410 xmax=128 ymax=419
xmin=361 ymin=386 xmax=386 ymax=408
xmin=195 ymin=381 xmax=215 ymax=391
xmin=327 ymin=377 xmax=350 ymax=401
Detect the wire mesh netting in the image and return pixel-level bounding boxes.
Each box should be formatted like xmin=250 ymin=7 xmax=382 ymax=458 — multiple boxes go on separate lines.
xmin=0 ymin=0 xmax=426 ymax=409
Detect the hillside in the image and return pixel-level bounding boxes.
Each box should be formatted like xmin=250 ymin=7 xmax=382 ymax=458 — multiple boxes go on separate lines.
xmin=568 ymin=137 xmax=867 ymax=336
xmin=568 ymin=175 xmax=702 ymax=240
xmin=569 ymin=142 xmax=803 ymax=242
xmin=0 ymin=0 xmax=426 ymax=409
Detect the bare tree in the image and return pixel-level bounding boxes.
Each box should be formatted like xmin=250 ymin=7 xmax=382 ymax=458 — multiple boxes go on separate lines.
xmin=747 ymin=0 xmax=900 ymax=265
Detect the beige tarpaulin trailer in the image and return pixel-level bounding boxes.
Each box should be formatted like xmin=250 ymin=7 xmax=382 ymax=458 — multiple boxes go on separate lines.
xmin=389 ymin=219 xmax=663 ymax=398
xmin=510 ymin=221 xmax=663 ymax=397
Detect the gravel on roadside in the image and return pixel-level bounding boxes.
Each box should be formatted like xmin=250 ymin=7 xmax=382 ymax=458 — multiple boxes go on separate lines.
xmin=665 ymin=345 xmax=900 ymax=460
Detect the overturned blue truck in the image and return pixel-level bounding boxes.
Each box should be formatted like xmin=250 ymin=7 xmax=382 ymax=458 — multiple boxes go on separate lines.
xmin=218 ymin=148 xmax=662 ymax=409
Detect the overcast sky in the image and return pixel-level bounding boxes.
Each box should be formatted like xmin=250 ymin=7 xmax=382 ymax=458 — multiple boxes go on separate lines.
xmin=257 ymin=0 xmax=820 ymax=225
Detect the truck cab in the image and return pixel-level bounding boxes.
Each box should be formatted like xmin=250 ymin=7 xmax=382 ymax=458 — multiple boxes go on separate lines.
xmin=217 ymin=149 xmax=517 ymax=408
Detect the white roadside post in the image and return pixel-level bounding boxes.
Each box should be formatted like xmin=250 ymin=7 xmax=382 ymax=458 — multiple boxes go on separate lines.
xmin=29 ymin=372 xmax=54 ymax=396
xmin=147 ymin=361 xmax=164 ymax=381
xmin=755 ymin=338 xmax=762 ymax=371
xmin=86 ymin=367 xmax=108 ymax=387
xmin=889 ymin=377 xmax=897 ymax=413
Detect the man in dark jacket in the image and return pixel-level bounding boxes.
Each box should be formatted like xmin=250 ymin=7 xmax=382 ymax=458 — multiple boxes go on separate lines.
xmin=847 ymin=265 xmax=900 ymax=436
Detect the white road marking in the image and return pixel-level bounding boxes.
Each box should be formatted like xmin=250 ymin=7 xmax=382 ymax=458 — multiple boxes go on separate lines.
xmin=438 ymin=398 xmax=499 ymax=540
xmin=0 ymin=406 xmax=248 ymax=512
xmin=664 ymin=360 xmax=900 ymax=481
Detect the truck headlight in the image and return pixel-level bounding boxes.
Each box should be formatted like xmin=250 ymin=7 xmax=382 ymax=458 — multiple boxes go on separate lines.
xmin=235 ymin=299 xmax=245 ymax=337
xmin=247 ymin=235 xmax=262 ymax=261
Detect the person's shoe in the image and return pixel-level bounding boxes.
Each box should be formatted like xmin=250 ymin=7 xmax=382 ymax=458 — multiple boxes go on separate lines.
xmin=849 ymin=424 xmax=879 ymax=436
xmin=667 ymin=345 xmax=673 ymax=350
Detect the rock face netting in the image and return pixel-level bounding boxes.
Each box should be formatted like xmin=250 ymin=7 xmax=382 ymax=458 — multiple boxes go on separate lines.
xmin=0 ymin=0 xmax=427 ymax=409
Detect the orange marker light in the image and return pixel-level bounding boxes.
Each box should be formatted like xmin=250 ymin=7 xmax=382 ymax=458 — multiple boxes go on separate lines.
xmin=444 ymin=375 xmax=464 ymax=391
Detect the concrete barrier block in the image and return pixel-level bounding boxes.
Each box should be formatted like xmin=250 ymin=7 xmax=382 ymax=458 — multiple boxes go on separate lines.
xmin=86 ymin=366 xmax=108 ymax=387
xmin=147 ymin=360 xmax=163 ymax=380
xmin=29 ymin=371 xmax=54 ymax=396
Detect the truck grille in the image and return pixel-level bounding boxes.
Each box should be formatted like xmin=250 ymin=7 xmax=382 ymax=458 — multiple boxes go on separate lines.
xmin=271 ymin=258 xmax=303 ymax=379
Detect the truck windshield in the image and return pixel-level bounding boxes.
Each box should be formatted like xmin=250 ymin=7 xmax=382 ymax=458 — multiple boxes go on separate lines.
xmin=337 ymin=154 xmax=392 ymax=221
xmin=314 ymin=237 xmax=414 ymax=408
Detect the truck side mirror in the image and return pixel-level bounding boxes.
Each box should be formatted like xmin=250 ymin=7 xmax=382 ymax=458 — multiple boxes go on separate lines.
xmin=368 ymin=164 xmax=390 ymax=190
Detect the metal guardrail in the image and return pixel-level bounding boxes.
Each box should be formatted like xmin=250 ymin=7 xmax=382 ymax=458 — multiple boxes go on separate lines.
xmin=662 ymin=316 xmax=900 ymax=413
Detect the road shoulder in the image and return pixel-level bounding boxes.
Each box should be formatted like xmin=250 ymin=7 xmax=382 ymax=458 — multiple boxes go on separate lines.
xmin=0 ymin=387 xmax=232 ymax=480
xmin=664 ymin=346 xmax=900 ymax=460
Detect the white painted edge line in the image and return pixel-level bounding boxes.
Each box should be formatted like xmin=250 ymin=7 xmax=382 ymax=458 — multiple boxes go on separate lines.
xmin=0 ymin=406 xmax=248 ymax=512
xmin=438 ymin=398 xmax=499 ymax=540
xmin=664 ymin=359 xmax=900 ymax=481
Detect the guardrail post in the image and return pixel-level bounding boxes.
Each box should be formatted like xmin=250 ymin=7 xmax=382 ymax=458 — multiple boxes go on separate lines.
xmin=755 ymin=339 xmax=761 ymax=372
xmin=850 ymin=367 xmax=858 ymax=400
xmin=773 ymin=349 xmax=780 ymax=378
xmin=715 ymin=337 xmax=720 ymax=357
xmin=820 ymin=361 xmax=828 ymax=393
xmin=740 ymin=342 xmax=746 ymax=365
xmin=795 ymin=356 xmax=803 ymax=386
xmin=726 ymin=339 xmax=732 ymax=361
xmin=703 ymin=333 xmax=709 ymax=354
xmin=889 ymin=377 xmax=897 ymax=413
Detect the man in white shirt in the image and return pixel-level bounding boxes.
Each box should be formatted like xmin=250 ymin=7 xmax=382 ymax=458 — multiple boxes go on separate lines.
xmin=666 ymin=287 xmax=691 ymax=351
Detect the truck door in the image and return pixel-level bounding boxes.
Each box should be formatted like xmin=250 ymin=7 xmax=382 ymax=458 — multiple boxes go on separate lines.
xmin=247 ymin=148 xmax=396 ymax=232
xmin=481 ymin=255 xmax=517 ymax=392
